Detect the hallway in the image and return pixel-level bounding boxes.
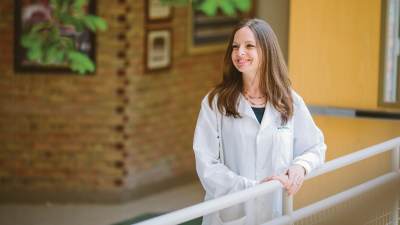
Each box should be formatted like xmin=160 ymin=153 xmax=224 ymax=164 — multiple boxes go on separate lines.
xmin=0 ymin=182 xmax=203 ymax=225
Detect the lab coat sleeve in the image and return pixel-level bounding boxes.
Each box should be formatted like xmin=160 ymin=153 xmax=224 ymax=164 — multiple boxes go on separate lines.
xmin=292 ymin=93 xmax=327 ymax=175
xmin=193 ymin=96 xmax=258 ymax=198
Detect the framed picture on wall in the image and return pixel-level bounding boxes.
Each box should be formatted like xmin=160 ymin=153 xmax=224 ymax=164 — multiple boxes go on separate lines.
xmin=14 ymin=0 xmax=96 ymax=74
xmin=145 ymin=28 xmax=172 ymax=72
xmin=146 ymin=0 xmax=173 ymax=22
xmin=188 ymin=2 xmax=255 ymax=54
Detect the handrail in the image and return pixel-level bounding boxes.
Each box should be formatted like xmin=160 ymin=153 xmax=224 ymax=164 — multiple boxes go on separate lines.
xmin=134 ymin=180 xmax=283 ymax=225
xmin=263 ymin=172 xmax=400 ymax=225
xmin=306 ymin=137 xmax=400 ymax=179
xmin=134 ymin=137 xmax=400 ymax=225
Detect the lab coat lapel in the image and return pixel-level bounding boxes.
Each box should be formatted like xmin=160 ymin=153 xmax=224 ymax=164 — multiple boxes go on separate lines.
xmin=237 ymin=94 xmax=258 ymax=121
xmin=260 ymin=101 xmax=280 ymax=131
xmin=238 ymin=94 xmax=280 ymax=128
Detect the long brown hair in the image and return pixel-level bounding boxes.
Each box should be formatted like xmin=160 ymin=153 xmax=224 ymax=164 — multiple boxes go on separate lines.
xmin=208 ymin=18 xmax=293 ymax=124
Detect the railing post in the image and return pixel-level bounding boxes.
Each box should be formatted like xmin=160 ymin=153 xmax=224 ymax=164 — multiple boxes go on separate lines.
xmin=393 ymin=145 xmax=399 ymax=172
xmin=392 ymin=145 xmax=399 ymax=225
xmin=392 ymin=192 xmax=399 ymax=225
xmin=283 ymin=192 xmax=293 ymax=225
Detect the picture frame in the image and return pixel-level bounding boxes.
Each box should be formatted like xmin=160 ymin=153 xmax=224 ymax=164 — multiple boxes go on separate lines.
xmin=146 ymin=0 xmax=173 ymax=22
xmin=14 ymin=0 xmax=96 ymax=74
xmin=187 ymin=2 xmax=255 ymax=54
xmin=145 ymin=28 xmax=172 ymax=72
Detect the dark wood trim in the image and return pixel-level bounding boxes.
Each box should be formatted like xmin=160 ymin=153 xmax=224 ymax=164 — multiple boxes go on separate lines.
xmin=355 ymin=109 xmax=400 ymax=120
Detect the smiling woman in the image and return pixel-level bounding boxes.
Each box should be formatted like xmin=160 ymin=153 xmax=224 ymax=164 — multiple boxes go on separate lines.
xmin=193 ymin=18 xmax=327 ymax=225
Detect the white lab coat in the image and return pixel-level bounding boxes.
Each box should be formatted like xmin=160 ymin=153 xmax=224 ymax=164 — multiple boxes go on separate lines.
xmin=193 ymin=90 xmax=326 ymax=225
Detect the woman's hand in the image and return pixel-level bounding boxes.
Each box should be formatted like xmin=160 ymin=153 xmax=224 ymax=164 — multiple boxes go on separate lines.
xmin=285 ymin=164 xmax=306 ymax=196
xmin=260 ymin=174 xmax=290 ymax=190
xmin=260 ymin=165 xmax=306 ymax=196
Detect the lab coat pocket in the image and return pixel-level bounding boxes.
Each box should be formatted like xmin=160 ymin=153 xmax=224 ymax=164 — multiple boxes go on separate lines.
xmin=216 ymin=204 xmax=246 ymax=225
xmin=273 ymin=126 xmax=293 ymax=174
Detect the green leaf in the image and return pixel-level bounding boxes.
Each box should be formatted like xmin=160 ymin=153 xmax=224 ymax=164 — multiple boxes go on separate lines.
xmin=20 ymin=35 xmax=31 ymax=47
xmin=21 ymin=28 xmax=46 ymax=63
xmin=60 ymin=37 xmax=74 ymax=49
xmin=198 ymin=0 xmax=218 ymax=16
xmin=159 ymin=0 xmax=190 ymax=6
xmin=83 ymin=15 xmax=107 ymax=32
xmin=82 ymin=16 xmax=96 ymax=31
xmin=55 ymin=50 xmax=65 ymax=63
xmin=67 ymin=51 xmax=95 ymax=74
xmin=27 ymin=45 xmax=43 ymax=62
xmin=49 ymin=27 xmax=61 ymax=41
xmin=232 ymin=0 xmax=251 ymax=12
xmin=93 ymin=17 xmax=108 ymax=31
xmin=73 ymin=0 xmax=87 ymax=11
xmin=59 ymin=14 xmax=85 ymax=32
xmin=218 ymin=0 xmax=236 ymax=16
xmin=21 ymin=34 xmax=40 ymax=48
xmin=29 ymin=22 xmax=49 ymax=33
xmin=45 ymin=44 xmax=64 ymax=64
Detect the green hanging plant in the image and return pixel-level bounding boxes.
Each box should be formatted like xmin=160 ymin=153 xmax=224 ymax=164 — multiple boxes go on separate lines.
xmin=20 ymin=0 xmax=107 ymax=74
xmin=160 ymin=0 xmax=251 ymax=16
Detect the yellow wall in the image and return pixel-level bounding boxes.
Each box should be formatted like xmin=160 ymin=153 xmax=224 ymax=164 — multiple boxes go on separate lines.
xmin=288 ymin=0 xmax=400 ymax=208
xmin=316 ymin=116 xmax=400 ymax=160
xmin=289 ymin=0 xmax=381 ymax=109
xmin=295 ymin=116 xmax=399 ymax=208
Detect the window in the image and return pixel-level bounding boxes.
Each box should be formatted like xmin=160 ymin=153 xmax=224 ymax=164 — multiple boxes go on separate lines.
xmin=380 ymin=0 xmax=400 ymax=106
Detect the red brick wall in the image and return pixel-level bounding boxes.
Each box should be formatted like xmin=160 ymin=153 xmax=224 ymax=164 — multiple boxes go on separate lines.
xmin=0 ymin=0 xmax=223 ymax=202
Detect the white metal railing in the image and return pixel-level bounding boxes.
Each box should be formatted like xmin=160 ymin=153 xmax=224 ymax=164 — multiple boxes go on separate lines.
xmin=134 ymin=137 xmax=400 ymax=225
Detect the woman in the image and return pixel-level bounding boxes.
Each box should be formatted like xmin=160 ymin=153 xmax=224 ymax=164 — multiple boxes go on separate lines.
xmin=193 ymin=18 xmax=326 ymax=225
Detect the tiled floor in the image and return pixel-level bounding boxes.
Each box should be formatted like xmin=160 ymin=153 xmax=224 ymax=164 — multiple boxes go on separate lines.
xmin=0 ymin=182 xmax=204 ymax=225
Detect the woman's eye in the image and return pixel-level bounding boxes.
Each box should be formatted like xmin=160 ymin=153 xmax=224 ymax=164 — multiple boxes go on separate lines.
xmin=232 ymin=45 xmax=239 ymax=49
xmin=246 ymin=44 xmax=255 ymax=48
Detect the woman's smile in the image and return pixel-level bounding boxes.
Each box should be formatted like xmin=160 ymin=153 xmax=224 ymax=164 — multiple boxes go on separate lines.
xmin=236 ymin=59 xmax=251 ymax=68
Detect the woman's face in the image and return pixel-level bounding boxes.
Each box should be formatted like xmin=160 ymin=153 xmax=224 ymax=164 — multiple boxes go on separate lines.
xmin=231 ymin=26 xmax=261 ymax=76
